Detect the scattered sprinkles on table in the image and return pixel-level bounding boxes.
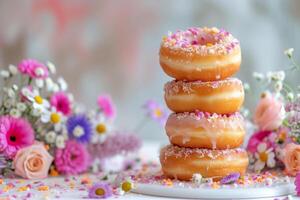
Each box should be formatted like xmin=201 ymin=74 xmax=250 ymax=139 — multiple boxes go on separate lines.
xmin=0 ymin=160 xmax=295 ymax=199
xmin=130 ymin=162 xmax=293 ymax=191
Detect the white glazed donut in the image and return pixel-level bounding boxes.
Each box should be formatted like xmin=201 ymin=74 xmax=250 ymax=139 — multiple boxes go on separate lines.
xmin=165 ymin=112 xmax=245 ymax=149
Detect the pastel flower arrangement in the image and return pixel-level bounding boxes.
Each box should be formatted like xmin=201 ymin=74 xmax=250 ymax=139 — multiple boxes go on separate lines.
xmin=246 ymin=48 xmax=300 ymax=177
xmin=0 ymin=59 xmax=141 ymax=179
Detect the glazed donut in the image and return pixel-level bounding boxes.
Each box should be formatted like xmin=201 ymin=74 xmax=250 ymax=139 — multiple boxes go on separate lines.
xmin=160 ymin=145 xmax=249 ymax=181
xmin=165 ymin=112 xmax=245 ymax=149
xmin=159 ymin=27 xmax=241 ymax=81
xmin=164 ymin=78 xmax=244 ymax=114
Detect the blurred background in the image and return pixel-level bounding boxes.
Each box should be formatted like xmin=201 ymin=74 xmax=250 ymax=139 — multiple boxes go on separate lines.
xmin=0 ymin=0 xmax=299 ymax=142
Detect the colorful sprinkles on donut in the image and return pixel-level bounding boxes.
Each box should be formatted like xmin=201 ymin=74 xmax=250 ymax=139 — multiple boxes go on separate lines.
xmin=164 ymin=78 xmax=243 ymax=95
xmin=162 ymin=144 xmax=246 ymax=160
xmin=161 ymin=27 xmax=240 ymax=55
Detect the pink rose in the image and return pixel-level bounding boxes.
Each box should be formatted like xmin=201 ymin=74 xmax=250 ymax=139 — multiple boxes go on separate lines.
xmin=254 ymin=93 xmax=285 ymax=131
xmin=282 ymin=143 xmax=300 ymax=176
xmin=13 ymin=143 xmax=53 ymax=179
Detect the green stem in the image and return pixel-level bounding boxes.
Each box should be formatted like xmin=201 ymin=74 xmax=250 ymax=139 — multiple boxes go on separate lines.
xmin=283 ymin=82 xmax=294 ymax=93
xmin=290 ymin=57 xmax=300 ymax=70
xmin=28 ymin=77 xmax=32 ymax=85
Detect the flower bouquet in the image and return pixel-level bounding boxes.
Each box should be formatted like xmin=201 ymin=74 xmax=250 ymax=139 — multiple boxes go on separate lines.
xmin=245 ymin=48 xmax=300 ymax=189
xmin=0 ymin=59 xmax=141 ymax=179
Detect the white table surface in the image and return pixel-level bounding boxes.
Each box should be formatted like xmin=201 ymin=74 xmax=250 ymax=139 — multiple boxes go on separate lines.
xmin=0 ymin=142 xmax=299 ymax=200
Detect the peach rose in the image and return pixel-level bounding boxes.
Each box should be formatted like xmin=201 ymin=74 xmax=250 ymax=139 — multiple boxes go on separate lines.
xmin=254 ymin=93 xmax=285 ymax=131
xmin=13 ymin=143 xmax=53 ymax=179
xmin=282 ymin=143 xmax=300 ymax=176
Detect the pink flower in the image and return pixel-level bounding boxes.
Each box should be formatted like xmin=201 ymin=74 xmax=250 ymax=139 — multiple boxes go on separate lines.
xmin=50 ymin=92 xmax=72 ymax=116
xmin=247 ymin=130 xmax=273 ymax=153
xmin=0 ymin=116 xmax=34 ymax=158
xmin=254 ymin=93 xmax=285 ymax=131
xmin=143 ymin=100 xmax=168 ymax=126
xmin=295 ymin=173 xmax=300 ymax=196
xmin=282 ymin=143 xmax=300 ymax=176
xmin=55 ymin=140 xmax=90 ymax=175
xmin=97 ymin=95 xmax=116 ymax=120
xmin=18 ymin=59 xmax=48 ymax=79
xmin=13 ymin=143 xmax=53 ymax=179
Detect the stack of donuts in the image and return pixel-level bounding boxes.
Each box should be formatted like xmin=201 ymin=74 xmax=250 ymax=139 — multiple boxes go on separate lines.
xmin=159 ymin=27 xmax=249 ymax=181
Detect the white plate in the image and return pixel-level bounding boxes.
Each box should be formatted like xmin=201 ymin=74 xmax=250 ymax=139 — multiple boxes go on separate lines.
xmin=132 ymin=181 xmax=295 ymax=199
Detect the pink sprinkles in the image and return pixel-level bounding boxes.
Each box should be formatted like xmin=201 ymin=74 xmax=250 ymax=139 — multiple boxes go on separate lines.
xmin=161 ymin=27 xmax=240 ymax=55
xmin=174 ymin=111 xmax=243 ymax=120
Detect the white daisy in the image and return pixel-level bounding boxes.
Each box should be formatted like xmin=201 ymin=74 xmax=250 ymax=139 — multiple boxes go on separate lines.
xmin=254 ymin=143 xmax=275 ymax=172
xmin=91 ymin=115 xmax=112 ymax=144
xmin=41 ymin=107 xmax=65 ymax=132
xmin=25 ymin=89 xmax=50 ymax=114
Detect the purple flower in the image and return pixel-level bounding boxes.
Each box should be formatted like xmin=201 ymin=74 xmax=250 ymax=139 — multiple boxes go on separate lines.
xmin=143 ymin=100 xmax=168 ymax=126
xmin=67 ymin=115 xmax=92 ymax=143
xmin=88 ymin=132 xmax=142 ymax=160
xmin=220 ymin=173 xmax=240 ymax=184
xmin=88 ymin=182 xmax=113 ymax=199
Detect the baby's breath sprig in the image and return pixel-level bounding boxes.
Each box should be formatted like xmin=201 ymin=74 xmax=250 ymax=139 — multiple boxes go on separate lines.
xmin=280 ymin=48 xmax=300 ymax=141
xmin=284 ymin=48 xmax=300 ymax=71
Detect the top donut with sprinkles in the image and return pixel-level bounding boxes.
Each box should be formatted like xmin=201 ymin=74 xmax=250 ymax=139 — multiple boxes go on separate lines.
xmin=161 ymin=27 xmax=240 ymax=56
